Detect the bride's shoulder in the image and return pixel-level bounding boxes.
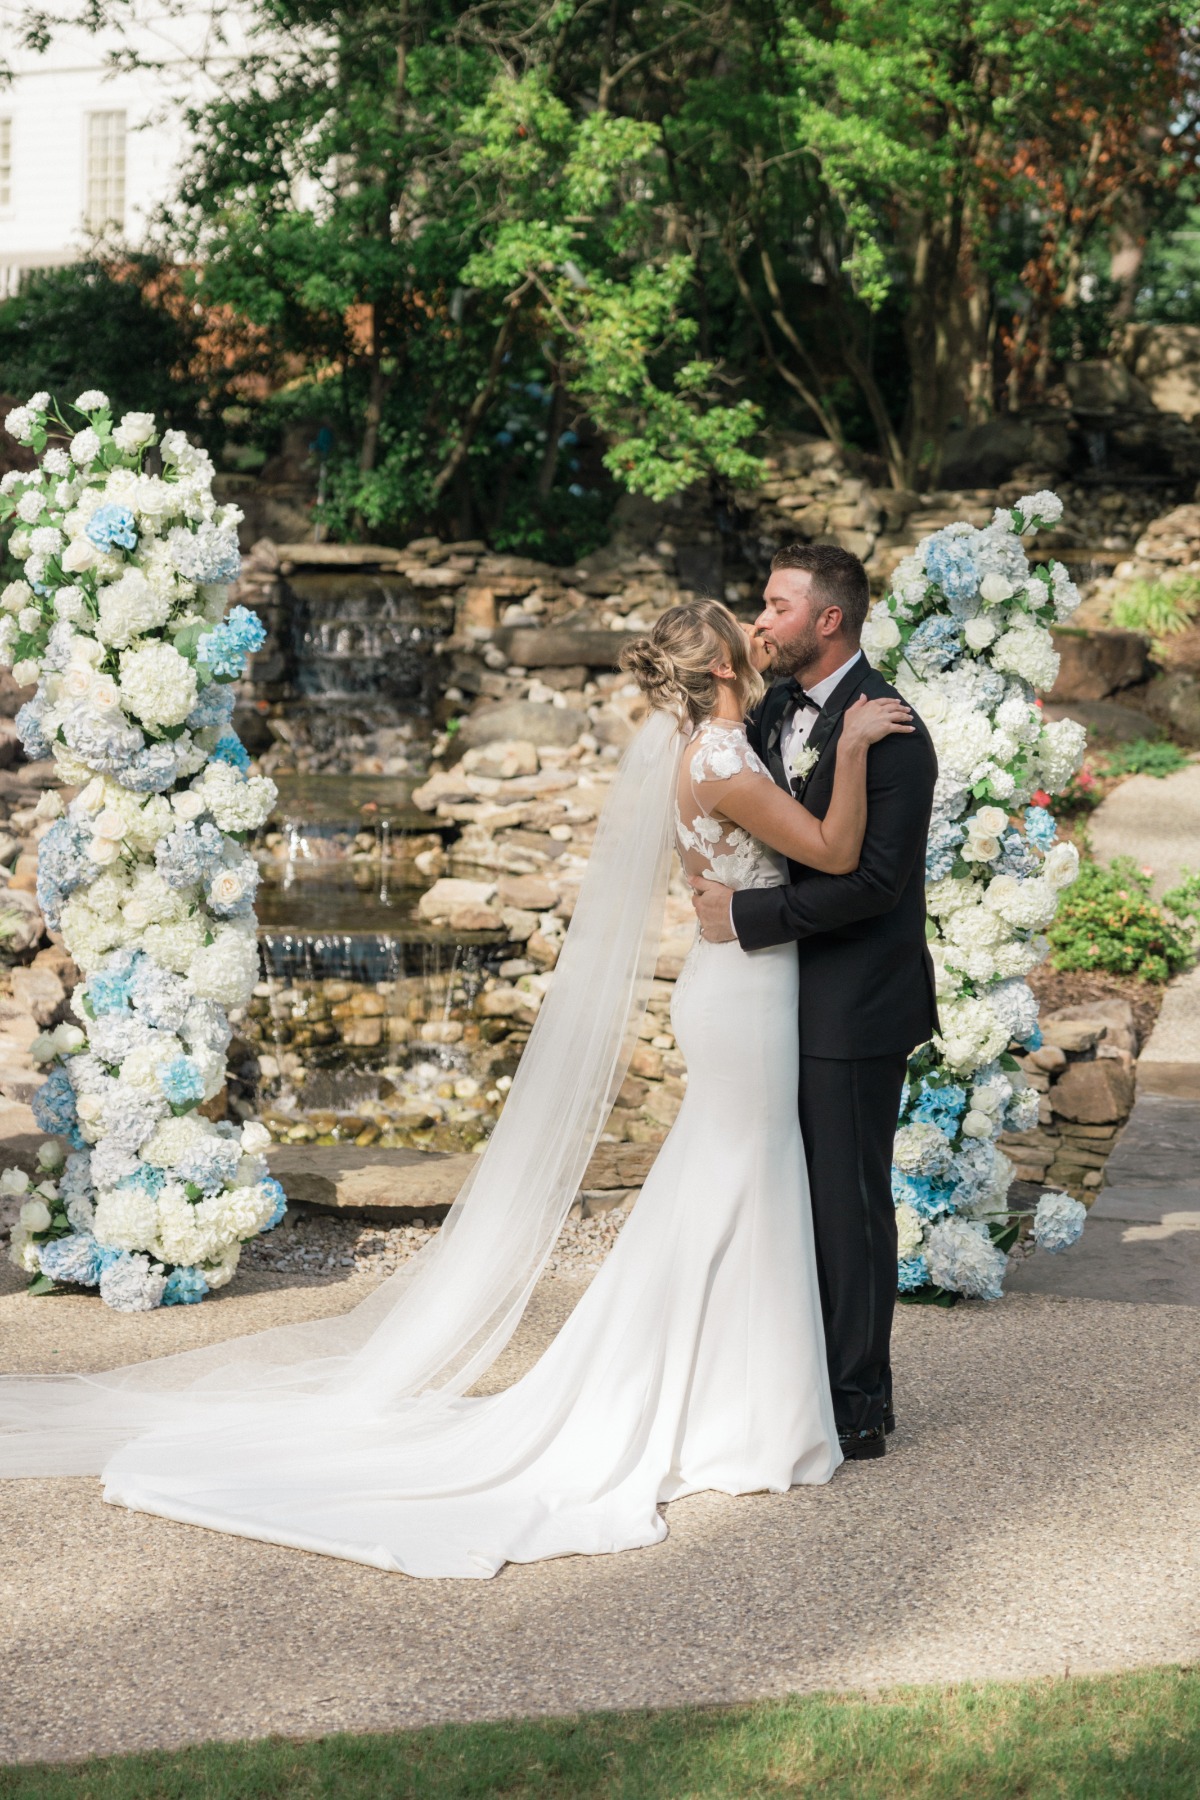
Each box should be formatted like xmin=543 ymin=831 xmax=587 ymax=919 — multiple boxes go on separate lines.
xmin=688 ymin=719 xmax=766 ymax=782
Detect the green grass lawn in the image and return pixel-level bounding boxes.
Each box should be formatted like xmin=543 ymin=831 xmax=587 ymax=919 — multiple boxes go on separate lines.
xmin=3 ymin=1667 xmax=1198 ymax=1800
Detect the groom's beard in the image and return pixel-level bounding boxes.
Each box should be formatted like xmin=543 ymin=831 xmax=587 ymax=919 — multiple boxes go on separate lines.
xmin=764 ymin=622 xmax=822 ymax=683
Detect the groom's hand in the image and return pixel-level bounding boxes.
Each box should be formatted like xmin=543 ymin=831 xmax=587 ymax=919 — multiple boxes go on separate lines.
xmin=691 ymin=876 xmax=736 ymax=943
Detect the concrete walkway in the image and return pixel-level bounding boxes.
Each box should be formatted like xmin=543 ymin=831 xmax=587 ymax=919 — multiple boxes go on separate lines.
xmin=1088 ymin=757 xmax=1200 ymax=897
xmin=6 ymin=1166 xmax=1200 ymax=1767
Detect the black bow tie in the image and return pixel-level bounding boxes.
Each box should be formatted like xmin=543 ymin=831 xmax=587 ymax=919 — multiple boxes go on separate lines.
xmin=786 ymin=680 xmax=823 ymax=714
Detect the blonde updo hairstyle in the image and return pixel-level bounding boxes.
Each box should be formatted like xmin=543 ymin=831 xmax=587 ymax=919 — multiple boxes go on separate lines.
xmin=619 ymin=599 xmax=764 ymax=730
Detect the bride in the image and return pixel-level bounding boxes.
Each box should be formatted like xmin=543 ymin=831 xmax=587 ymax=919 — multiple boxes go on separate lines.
xmin=0 ymin=599 xmax=911 ymax=1578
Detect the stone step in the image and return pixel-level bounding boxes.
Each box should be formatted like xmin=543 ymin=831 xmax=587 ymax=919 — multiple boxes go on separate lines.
xmin=1137 ymin=967 xmax=1200 ymax=1100
xmin=1088 ymin=760 xmax=1200 ymax=899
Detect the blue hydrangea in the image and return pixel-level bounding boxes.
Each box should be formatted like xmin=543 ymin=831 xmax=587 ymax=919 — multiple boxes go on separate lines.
xmin=925 ymin=817 xmax=966 ymax=881
xmin=60 ymin=706 xmax=144 ymax=774
xmin=897 ymin=1254 xmax=930 ymax=1293
xmin=60 ymin=1151 xmax=94 ymax=1206
xmin=36 ymin=817 xmax=96 ymax=930
xmin=160 ymin=1056 xmax=205 ymax=1108
xmin=129 ymin=960 xmax=190 ymax=1032
xmin=891 ymin=1168 xmax=951 ymax=1220
xmin=1024 ymin=805 xmax=1057 ymax=851
xmin=38 ymin=1231 xmax=104 ymax=1286
xmin=15 ymin=697 xmax=51 ymax=761
xmin=176 ymin=1138 xmax=242 ymax=1195
xmin=155 ymin=820 xmax=226 ymax=890
xmin=168 ymin=522 xmax=242 ymax=587
xmin=1024 ymin=1023 xmax=1043 ymax=1052
xmin=906 ymin=615 xmax=963 ymax=677
xmin=118 ymin=1163 xmax=167 ymax=1196
xmin=185 ymin=684 xmax=236 ymax=733
xmin=1032 ymin=1192 xmax=1087 ymax=1254
xmin=922 ymin=531 xmax=980 ymax=604
xmin=260 ymin=1176 xmax=288 ymax=1230
xmin=944 ymin=1139 xmax=998 ymax=1209
xmin=33 ymin=1067 xmax=79 ymax=1136
xmin=85 ymin=504 xmax=137 ymax=552
xmin=211 ymin=732 xmax=250 ymax=772
xmin=87 ymin=949 xmax=141 ymax=1009
xmin=910 ymin=1079 xmax=968 ymax=1135
xmin=197 ymin=606 xmax=266 ymax=679
xmin=996 ymin=827 xmax=1039 ymax=879
xmin=162 ymin=1265 xmax=210 ymax=1305
xmin=121 ymin=743 xmax=183 ymax=793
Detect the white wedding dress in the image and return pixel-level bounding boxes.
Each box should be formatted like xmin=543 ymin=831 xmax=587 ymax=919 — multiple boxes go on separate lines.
xmin=1 ymin=714 xmax=840 ymax=1577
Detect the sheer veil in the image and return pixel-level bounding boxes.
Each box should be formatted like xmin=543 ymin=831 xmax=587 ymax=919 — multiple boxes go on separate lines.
xmin=0 ymin=707 xmax=688 ymax=1477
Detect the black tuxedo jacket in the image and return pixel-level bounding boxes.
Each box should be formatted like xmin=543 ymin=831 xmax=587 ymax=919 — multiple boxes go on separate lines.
xmin=732 ymin=656 xmax=939 ymax=1060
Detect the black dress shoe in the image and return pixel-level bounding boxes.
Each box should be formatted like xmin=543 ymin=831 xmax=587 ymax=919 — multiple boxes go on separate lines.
xmin=838 ymin=1424 xmax=887 ymax=1461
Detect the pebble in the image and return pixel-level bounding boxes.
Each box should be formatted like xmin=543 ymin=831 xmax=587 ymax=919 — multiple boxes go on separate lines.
xmin=240 ymin=1201 xmax=632 ymax=1281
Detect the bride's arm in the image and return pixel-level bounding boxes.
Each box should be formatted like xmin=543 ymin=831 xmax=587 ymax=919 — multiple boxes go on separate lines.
xmin=713 ymin=696 xmax=913 ymax=874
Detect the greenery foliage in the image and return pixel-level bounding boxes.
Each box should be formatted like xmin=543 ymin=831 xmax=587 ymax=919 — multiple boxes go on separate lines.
xmin=4 ymin=2 xmax=1198 ymax=549
xmin=1111 ymin=577 xmax=1200 ymax=653
xmin=5 ymin=1669 xmax=1200 ymax=1798
xmin=1048 ymin=855 xmax=1197 ymax=983
xmin=1101 ymin=737 xmax=1192 ymax=779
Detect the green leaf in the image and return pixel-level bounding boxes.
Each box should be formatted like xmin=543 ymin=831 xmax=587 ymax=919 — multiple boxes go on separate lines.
xmin=26 ymin=1273 xmax=57 ymax=1297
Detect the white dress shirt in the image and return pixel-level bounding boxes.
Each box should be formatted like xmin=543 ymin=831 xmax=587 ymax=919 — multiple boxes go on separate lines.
xmin=780 ymin=649 xmax=864 ymax=777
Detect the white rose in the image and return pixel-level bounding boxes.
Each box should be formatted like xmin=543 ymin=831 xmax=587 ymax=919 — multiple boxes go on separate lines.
xmin=172 ymin=789 xmax=206 ymax=821
xmin=0 ymin=1167 xmax=31 ymax=1196
xmin=960 ymin=1109 xmax=995 ymax=1140
xmin=88 ymin=834 xmax=123 ymax=865
xmin=1043 ymin=841 xmax=1080 ymax=889
xmin=60 ymin=664 xmax=93 ymax=702
xmin=240 ymin=1121 xmax=273 ymax=1154
xmin=207 ymin=868 xmax=246 ymax=908
xmin=112 ymin=411 xmax=156 ymax=453
xmin=30 ymin=1033 xmax=58 ymax=1063
xmin=1 ymin=580 xmax=31 ymax=613
xmin=33 ymin=790 xmax=64 ymax=821
xmin=51 ymin=1023 xmax=86 ymax=1053
xmin=90 ymin=673 xmax=122 ymax=712
xmin=37 ymin=1140 xmax=66 ymax=1171
xmin=11 ymin=659 xmax=39 ymax=687
xmin=979 ymin=574 xmax=1013 ymax=606
xmin=94 ymin=807 xmax=127 ymax=840
xmin=76 ymin=1094 xmax=105 ymax=1123
xmin=78 ymin=776 xmax=107 ymax=813
xmin=964 ymin=615 xmax=998 ymax=650
xmin=972 ymin=805 xmax=1007 ymax=838
xmin=19 ymin=1198 xmax=52 ymax=1232
xmin=962 ymin=835 xmax=1000 ymax=863
xmin=61 ymin=537 xmax=97 ymax=573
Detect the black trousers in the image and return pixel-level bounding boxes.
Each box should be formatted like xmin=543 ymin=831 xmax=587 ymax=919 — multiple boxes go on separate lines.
xmin=797 ymin=1052 xmax=909 ymax=1435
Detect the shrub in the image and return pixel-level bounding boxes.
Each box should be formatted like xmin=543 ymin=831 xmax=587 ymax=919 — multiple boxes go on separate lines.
xmin=1048 ymin=855 xmax=1197 ymax=982
xmin=1101 ymin=737 xmax=1191 ymax=779
xmin=1111 ymin=575 xmax=1200 ymax=650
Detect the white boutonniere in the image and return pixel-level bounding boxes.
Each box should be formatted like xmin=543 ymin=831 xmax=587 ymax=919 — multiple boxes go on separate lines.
xmin=786 ymin=744 xmax=820 ymax=785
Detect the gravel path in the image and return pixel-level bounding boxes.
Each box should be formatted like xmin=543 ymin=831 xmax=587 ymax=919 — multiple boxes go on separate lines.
xmin=4 ymin=1248 xmax=1200 ymax=1767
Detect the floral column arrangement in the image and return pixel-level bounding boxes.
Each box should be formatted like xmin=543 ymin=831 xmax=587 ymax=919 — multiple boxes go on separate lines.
xmin=860 ymin=492 xmax=1091 ymax=1301
xmin=0 ymin=393 xmax=286 ymax=1311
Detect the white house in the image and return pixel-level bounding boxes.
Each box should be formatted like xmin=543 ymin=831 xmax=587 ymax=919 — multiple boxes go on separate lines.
xmin=0 ymin=3 xmax=247 ymax=296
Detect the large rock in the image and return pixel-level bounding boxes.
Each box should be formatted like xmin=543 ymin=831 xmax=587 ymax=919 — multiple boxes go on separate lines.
xmin=1124 ymin=323 xmax=1200 ymax=422
xmin=1050 ymin=1057 xmax=1136 ymax=1124
xmin=8 ymin=965 xmax=64 ymax=1026
xmin=495 ymin=628 xmax=640 ymax=669
xmin=1133 ymin=503 xmax=1200 ymax=564
xmin=0 ymin=889 xmax=43 ymax=954
xmin=458 ymin=700 xmax=587 ymax=750
xmin=417 ymin=877 xmax=497 ymax=923
xmin=1048 ymin=626 xmax=1149 ymax=702
xmin=1064 ymin=359 xmax=1155 ymax=413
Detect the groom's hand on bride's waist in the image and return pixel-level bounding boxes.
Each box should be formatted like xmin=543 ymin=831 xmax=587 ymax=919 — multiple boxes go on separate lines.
xmin=691 ymin=876 xmax=736 ymax=943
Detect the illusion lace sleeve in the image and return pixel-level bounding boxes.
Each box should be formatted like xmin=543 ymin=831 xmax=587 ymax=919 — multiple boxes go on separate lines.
xmin=676 ymin=724 xmax=785 ymax=892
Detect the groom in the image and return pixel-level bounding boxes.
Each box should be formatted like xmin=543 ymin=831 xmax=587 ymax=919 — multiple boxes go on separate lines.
xmin=693 ymin=543 xmax=937 ymax=1460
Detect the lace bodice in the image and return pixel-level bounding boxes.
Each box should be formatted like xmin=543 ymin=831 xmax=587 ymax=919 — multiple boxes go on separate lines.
xmin=675 ymin=720 xmax=786 ymax=891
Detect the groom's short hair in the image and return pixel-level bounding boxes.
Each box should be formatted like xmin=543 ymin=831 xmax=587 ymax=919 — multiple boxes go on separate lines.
xmin=770 ymin=542 xmax=870 ymax=640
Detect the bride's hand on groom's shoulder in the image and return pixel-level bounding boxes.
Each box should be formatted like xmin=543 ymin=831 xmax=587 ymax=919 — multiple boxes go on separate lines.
xmin=840 ymin=694 xmax=913 ymax=749
xmin=691 ymin=875 xmax=736 ymax=942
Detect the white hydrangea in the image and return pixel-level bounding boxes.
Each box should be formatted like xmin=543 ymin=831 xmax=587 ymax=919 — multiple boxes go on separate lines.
xmin=925 ymin=1216 xmax=1007 ymax=1300
xmin=189 ymin=924 xmax=259 ymax=1008
xmin=935 ymin=996 xmax=1011 ymax=1074
xmin=70 ymin=428 xmax=102 ymax=467
xmin=93 ymin=1185 xmax=160 ymax=1251
xmin=96 ymin=568 xmax=172 ymax=648
xmin=118 ymin=641 xmax=198 ymax=728
xmin=1035 ymin=717 xmax=1086 ymax=792
xmin=990 ymin=621 xmax=1060 ymax=692
xmin=190 ymin=761 xmax=277 ymax=833
xmin=1015 ymin=490 xmax=1064 ymax=526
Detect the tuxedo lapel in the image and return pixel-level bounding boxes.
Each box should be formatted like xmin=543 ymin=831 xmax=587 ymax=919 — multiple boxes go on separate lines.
xmin=791 ymin=656 xmax=871 ymax=804
xmin=758 ymin=681 xmax=794 ymax=792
